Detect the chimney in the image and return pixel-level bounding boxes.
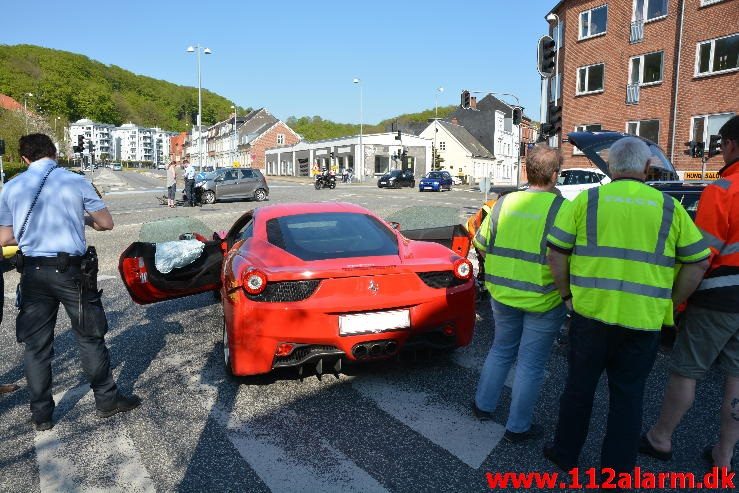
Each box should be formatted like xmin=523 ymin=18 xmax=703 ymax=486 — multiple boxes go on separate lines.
xmin=451 ymin=117 xmax=459 ymax=126
xmin=470 ymin=96 xmax=477 ymax=110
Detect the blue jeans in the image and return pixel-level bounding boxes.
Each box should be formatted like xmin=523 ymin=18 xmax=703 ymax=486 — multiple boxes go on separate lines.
xmin=475 ymin=299 xmax=567 ymax=432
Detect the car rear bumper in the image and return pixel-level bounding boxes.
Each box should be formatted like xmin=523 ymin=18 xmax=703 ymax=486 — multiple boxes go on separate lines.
xmin=222 ymin=280 xmax=475 ymax=375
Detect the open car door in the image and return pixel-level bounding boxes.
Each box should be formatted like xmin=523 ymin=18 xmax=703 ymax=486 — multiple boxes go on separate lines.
xmin=385 ymin=206 xmax=471 ymax=258
xmin=119 ymin=217 xmax=225 ymax=305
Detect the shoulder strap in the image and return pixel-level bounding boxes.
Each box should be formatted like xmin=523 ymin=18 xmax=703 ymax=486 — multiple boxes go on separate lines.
xmin=17 ymin=165 xmax=57 ymax=244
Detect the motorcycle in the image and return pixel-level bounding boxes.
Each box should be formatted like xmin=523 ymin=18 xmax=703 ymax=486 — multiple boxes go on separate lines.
xmin=314 ymin=172 xmax=337 ymax=190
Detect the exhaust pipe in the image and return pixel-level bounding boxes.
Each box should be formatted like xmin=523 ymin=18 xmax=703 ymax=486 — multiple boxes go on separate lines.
xmin=353 ymin=345 xmax=368 ymax=358
xmin=385 ymin=341 xmax=398 ymax=354
xmin=369 ymin=344 xmax=383 ymax=357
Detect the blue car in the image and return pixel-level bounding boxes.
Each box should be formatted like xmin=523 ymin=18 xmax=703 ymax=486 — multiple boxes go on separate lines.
xmin=418 ymin=171 xmax=453 ymax=192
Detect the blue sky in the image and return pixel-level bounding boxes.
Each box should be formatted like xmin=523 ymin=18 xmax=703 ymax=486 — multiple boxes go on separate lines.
xmin=3 ymin=0 xmax=555 ymax=124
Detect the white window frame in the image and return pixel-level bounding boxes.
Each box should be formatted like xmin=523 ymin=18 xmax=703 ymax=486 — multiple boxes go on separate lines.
xmin=626 ymin=119 xmax=660 ymax=143
xmin=439 ymin=141 xmax=446 ymax=151
xmin=690 ymin=112 xmax=736 ymax=146
xmin=579 ymin=5 xmax=608 ymax=40
xmin=576 ymin=63 xmax=605 ymax=95
xmin=700 ymin=0 xmax=725 ymax=6
xmin=695 ymin=33 xmax=739 ymax=77
xmin=573 ymin=124 xmax=602 ymax=154
xmin=276 ymin=134 xmax=285 ymax=145
xmin=629 ymin=51 xmax=664 ymax=86
xmin=632 ymin=0 xmax=668 ymax=23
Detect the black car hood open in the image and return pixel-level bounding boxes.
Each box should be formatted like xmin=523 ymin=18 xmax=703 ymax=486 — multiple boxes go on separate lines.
xmin=567 ymin=131 xmax=678 ymax=180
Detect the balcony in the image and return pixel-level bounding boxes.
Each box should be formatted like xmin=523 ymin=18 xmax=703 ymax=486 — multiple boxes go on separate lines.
xmin=630 ymin=18 xmax=644 ymax=43
xmin=626 ymin=83 xmax=640 ymax=104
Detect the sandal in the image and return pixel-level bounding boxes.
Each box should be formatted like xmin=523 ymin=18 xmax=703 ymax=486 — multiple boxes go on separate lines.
xmin=638 ymin=433 xmax=673 ymax=461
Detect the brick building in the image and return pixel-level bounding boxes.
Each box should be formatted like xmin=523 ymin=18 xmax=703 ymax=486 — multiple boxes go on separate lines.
xmin=544 ymin=0 xmax=738 ymax=173
xmin=169 ymin=132 xmax=187 ymax=164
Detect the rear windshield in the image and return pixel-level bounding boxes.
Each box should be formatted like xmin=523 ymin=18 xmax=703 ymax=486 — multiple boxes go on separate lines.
xmin=266 ymin=212 xmax=398 ymax=261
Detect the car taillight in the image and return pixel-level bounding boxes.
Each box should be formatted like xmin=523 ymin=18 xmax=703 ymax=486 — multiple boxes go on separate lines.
xmin=275 ymin=343 xmax=295 ymax=357
xmin=453 ymin=258 xmax=473 ymax=280
xmin=242 ymin=269 xmax=267 ymax=295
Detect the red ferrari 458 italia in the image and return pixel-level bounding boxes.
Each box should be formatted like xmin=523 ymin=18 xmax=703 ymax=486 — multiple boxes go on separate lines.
xmin=119 ymin=202 xmax=475 ymax=377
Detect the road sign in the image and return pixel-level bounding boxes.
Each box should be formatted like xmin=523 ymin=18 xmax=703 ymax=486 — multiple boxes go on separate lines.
xmin=478 ymin=177 xmax=491 ymax=193
xmin=232 ymin=161 xmax=241 ymax=168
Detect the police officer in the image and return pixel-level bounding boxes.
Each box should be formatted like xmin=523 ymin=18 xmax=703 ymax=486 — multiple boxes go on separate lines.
xmin=544 ymin=137 xmax=710 ymax=474
xmin=183 ymin=160 xmax=196 ymax=207
xmin=0 ymin=134 xmax=140 ymax=431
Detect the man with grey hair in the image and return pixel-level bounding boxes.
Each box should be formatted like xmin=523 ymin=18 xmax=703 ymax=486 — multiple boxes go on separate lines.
xmin=543 ymin=136 xmax=710 ymax=474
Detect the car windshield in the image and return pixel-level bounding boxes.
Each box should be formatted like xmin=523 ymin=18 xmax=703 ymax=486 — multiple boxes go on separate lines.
xmin=386 ymin=171 xmax=402 ymax=177
xmin=425 ymin=172 xmax=444 ymax=179
xmin=139 ymin=217 xmax=213 ymax=243
xmin=200 ymin=171 xmax=218 ymax=180
xmin=266 ymin=212 xmax=399 ymax=261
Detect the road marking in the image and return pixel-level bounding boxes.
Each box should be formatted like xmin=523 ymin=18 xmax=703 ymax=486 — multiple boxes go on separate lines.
xmin=98 ymin=275 xmax=117 ymax=282
xmin=353 ymin=376 xmax=505 ymax=468
xmin=35 ymin=385 xmax=155 ymax=492
xmin=105 ymin=188 xmax=165 ymax=196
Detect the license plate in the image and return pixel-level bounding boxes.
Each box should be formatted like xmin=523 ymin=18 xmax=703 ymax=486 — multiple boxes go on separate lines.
xmin=423 ymin=186 xmax=433 ymax=189
xmin=339 ymin=309 xmax=410 ymax=335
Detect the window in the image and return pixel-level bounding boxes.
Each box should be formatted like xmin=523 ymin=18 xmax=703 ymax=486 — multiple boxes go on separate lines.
xmin=579 ymin=5 xmax=607 ymax=39
xmin=576 ymin=64 xmax=605 ymax=94
xmin=573 ymin=124 xmax=602 ymax=154
xmin=276 ymin=134 xmax=285 ymax=145
xmin=634 ymin=0 xmax=668 ymax=21
xmin=692 ymin=113 xmax=735 ymax=146
xmin=697 ymin=33 xmax=739 ymax=75
xmin=439 ymin=141 xmax=446 ymax=151
xmin=700 ymin=0 xmax=725 ymax=6
xmin=630 ymin=51 xmax=663 ymax=85
xmin=239 ymin=169 xmax=254 ymax=179
xmin=626 ymin=119 xmax=660 ymax=143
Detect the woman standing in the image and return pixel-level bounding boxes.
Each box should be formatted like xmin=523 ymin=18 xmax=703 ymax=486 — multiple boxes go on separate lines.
xmin=166 ymin=162 xmax=177 ymax=208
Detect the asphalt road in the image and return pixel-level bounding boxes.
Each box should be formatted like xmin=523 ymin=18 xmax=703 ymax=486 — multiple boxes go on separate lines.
xmin=0 ymin=171 xmax=731 ymax=492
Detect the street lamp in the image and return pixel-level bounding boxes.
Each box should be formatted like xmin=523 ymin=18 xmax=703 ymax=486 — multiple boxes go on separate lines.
xmin=353 ymin=78 xmax=363 ymax=181
xmin=435 ymin=86 xmax=444 ymax=119
xmin=186 ymin=45 xmax=212 ymax=171
xmin=231 ymin=104 xmax=237 ymax=168
xmin=23 ymin=93 xmax=33 ymax=133
xmin=545 ymin=12 xmax=561 ymax=108
xmin=434 ymin=87 xmax=444 ymax=172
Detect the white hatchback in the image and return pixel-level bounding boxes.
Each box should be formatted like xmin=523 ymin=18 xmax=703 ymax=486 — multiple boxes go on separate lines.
xmin=556 ymin=168 xmax=610 ymax=201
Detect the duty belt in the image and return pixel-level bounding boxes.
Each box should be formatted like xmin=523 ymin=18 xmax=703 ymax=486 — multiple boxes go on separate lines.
xmin=22 ymin=255 xmax=83 ymax=267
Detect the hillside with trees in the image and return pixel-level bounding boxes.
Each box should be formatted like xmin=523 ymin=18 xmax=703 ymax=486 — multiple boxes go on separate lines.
xmin=0 ymin=44 xmax=240 ymax=132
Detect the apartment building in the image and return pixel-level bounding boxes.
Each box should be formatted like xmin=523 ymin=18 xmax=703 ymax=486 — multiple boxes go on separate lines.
xmin=69 ymin=119 xmax=115 ymax=162
xmin=544 ymin=0 xmax=738 ymax=172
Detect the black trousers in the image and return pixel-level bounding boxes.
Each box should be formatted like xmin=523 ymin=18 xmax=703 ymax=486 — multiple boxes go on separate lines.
xmin=551 ymin=312 xmax=659 ymax=473
xmin=16 ymin=265 xmax=117 ymax=423
xmin=185 ymin=178 xmax=195 ymax=205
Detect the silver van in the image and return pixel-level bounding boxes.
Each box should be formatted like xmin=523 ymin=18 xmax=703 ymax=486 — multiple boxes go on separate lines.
xmin=195 ymin=167 xmax=269 ymax=204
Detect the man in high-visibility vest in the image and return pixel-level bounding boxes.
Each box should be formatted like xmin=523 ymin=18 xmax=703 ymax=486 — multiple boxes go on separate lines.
xmin=466 ymin=198 xmax=496 ymax=295
xmin=642 ymin=115 xmax=739 ymax=470
xmin=544 ymin=137 xmax=710 ymax=474
xmin=471 ymin=144 xmax=568 ymax=443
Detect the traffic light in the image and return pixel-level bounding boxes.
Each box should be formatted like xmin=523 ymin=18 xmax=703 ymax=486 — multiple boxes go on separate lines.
xmin=683 ymin=140 xmax=705 ymax=158
xmin=547 ymin=104 xmax=562 ymax=135
xmin=540 ymin=123 xmax=554 ymax=140
xmin=512 ymin=107 xmax=522 ymax=126
xmin=395 ymin=130 xmax=401 ymax=140
xmin=461 ymin=90 xmax=471 ymax=109
xmin=707 ymin=134 xmax=721 ymax=158
xmin=88 ymin=139 xmax=95 ymax=154
xmin=74 ymin=135 xmax=84 ymax=153
xmin=537 ymin=35 xmax=556 ymax=77
xmin=330 ymin=151 xmax=335 ymax=159
xmin=401 ymin=149 xmax=407 ymax=160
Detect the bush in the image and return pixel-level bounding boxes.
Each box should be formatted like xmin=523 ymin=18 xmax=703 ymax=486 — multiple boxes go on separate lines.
xmin=1 ymin=162 xmax=26 ymax=181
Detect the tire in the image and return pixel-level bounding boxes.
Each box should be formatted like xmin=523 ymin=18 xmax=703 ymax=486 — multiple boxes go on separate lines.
xmin=329 ymin=182 xmax=336 ymax=189
xmin=315 ymin=181 xmax=322 ymax=190
xmin=254 ymin=188 xmax=268 ymax=201
xmin=203 ymin=190 xmax=216 ymax=204
xmin=223 ymin=318 xmax=235 ymax=378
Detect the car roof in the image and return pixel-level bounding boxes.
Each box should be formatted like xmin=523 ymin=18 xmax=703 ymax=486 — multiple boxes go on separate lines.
xmin=254 ymin=202 xmax=375 ymax=221
xmin=561 ymin=167 xmax=605 ymax=173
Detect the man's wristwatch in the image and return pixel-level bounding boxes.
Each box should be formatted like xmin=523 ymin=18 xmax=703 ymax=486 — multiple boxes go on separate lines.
xmin=561 ymin=293 xmax=573 ymax=302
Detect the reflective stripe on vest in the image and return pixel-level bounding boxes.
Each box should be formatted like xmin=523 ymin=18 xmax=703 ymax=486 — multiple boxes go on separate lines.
xmin=697 ymin=274 xmax=739 ymax=291
xmin=574 ymin=187 xmax=676 ymax=268
xmin=484 ymin=274 xmax=558 ymax=294
xmin=570 ymin=274 xmax=672 ymax=299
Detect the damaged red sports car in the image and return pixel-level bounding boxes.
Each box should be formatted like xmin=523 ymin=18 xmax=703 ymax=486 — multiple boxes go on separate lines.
xmin=119 ymin=202 xmax=475 ymax=377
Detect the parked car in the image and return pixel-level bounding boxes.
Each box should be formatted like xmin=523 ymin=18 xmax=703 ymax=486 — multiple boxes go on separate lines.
xmin=118 ymin=204 xmax=475 ymax=377
xmin=452 ymin=176 xmax=464 ymax=186
xmin=157 ymin=164 xmax=166 ymax=170
xmin=419 ymin=171 xmax=453 ymax=192
xmin=377 ymin=169 xmax=416 ymax=188
xmin=556 ymin=168 xmax=610 ymax=200
xmin=112 ymin=163 xmax=122 ymax=171
xmin=195 ymin=167 xmax=269 ymax=204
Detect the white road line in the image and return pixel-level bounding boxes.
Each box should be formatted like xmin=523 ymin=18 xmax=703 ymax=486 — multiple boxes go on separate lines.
xmin=35 ymin=386 xmax=155 ymax=492
xmin=98 ymin=275 xmax=117 ymax=282
xmin=353 ymin=376 xmax=505 ymax=468
xmin=105 ymin=188 xmax=165 ymax=196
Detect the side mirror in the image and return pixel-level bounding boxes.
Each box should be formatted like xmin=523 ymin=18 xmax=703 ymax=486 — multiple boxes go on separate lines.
xmin=389 ymin=221 xmax=401 ymax=230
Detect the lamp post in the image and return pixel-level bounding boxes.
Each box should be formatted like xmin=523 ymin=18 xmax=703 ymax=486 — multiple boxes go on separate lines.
xmin=435 ymin=86 xmax=444 ymax=119
xmin=545 ymin=13 xmax=561 ymax=109
xmin=353 ymin=78 xmax=363 ymax=181
xmin=23 ymin=93 xmax=33 ymax=133
xmin=230 ymin=104 xmax=237 ymax=167
xmin=433 ymin=87 xmax=444 ymax=172
xmin=186 ymin=45 xmax=212 ymax=171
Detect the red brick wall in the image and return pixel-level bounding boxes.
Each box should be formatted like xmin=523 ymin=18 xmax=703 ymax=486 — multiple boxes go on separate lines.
xmin=248 ymin=122 xmax=300 ymax=170
xmin=169 ymin=132 xmax=187 ymax=163
xmin=673 ymin=0 xmax=739 ymax=171
xmin=553 ymin=0 xmax=737 ymax=173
